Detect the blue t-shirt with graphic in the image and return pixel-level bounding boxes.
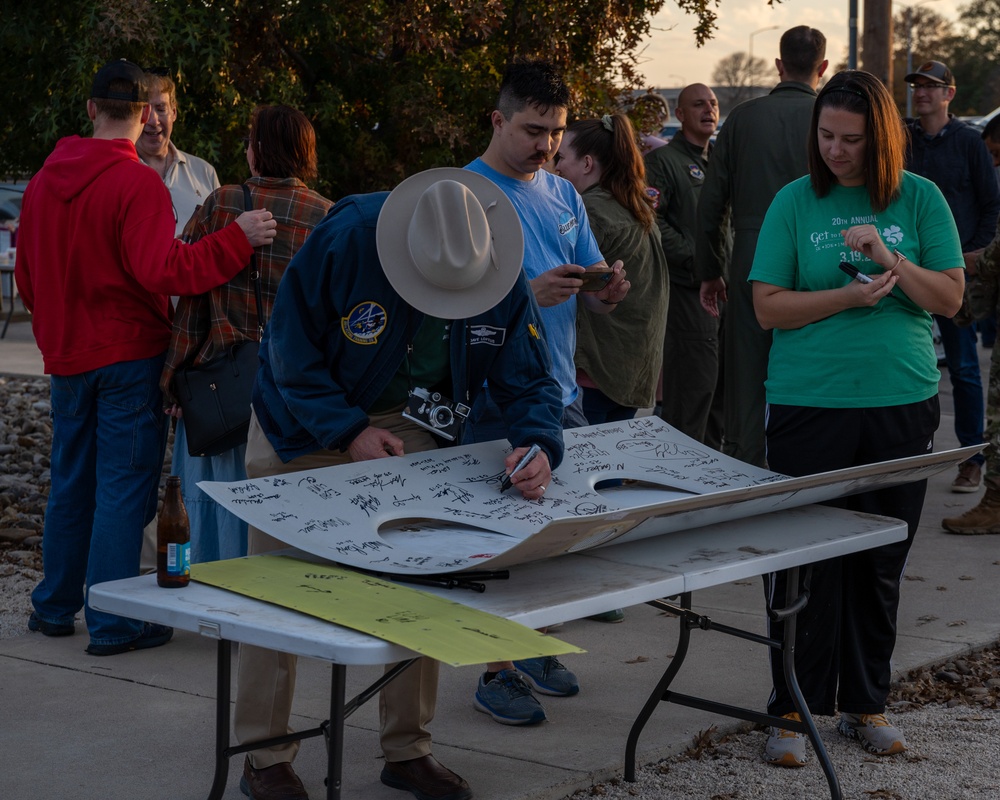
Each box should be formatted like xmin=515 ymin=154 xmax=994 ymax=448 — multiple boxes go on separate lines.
xmin=466 ymin=158 xmax=605 ymax=405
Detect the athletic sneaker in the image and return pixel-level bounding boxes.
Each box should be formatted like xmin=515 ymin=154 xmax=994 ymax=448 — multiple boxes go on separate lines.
xmin=837 ymin=712 xmax=907 ymax=754
xmin=474 ymin=669 xmax=546 ymax=725
xmin=513 ymin=656 xmax=580 ymax=696
xmin=765 ymin=712 xmax=808 ymax=767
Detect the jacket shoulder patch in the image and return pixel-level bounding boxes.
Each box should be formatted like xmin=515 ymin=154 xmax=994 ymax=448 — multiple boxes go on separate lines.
xmin=342 ymin=301 xmax=387 ymax=345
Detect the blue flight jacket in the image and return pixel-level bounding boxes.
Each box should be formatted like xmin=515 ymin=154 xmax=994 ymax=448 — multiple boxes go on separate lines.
xmin=252 ymin=191 xmax=565 ymax=468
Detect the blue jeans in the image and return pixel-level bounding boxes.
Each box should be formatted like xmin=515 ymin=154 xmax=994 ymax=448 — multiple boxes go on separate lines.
xmin=935 ymin=314 xmax=985 ymax=465
xmin=172 ymin=419 xmax=248 ymax=564
xmin=581 ymin=386 xmax=638 ymax=425
xmin=31 ymin=355 xmax=168 ymax=644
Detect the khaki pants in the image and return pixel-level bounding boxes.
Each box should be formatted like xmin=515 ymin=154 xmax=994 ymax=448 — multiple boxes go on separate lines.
xmin=234 ymin=409 xmax=441 ymax=767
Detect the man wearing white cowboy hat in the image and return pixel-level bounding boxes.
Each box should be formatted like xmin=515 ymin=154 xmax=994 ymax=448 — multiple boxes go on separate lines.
xmin=232 ymin=167 xmax=564 ymax=800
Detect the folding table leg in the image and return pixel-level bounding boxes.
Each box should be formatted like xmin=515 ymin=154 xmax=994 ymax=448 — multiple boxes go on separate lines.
xmin=326 ymin=665 xmax=347 ymax=800
xmin=623 ymin=592 xmax=693 ymax=781
xmin=779 ymin=566 xmax=842 ymax=800
xmin=623 ymin=573 xmax=844 ymax=800
xmin=202 ymin=650 xmax=417 ymax=800
xmin=207 ymin=639 xmax=232 ymax=800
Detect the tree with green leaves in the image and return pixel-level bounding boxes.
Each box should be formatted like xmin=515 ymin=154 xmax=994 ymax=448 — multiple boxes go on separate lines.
xmin=1 ymin=0 xmax=738 ymax=198
xmin=949 ymin=0 xmax=1000 ymax=114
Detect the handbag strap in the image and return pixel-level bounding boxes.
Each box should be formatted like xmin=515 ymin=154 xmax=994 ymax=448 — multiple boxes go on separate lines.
xmin=243 ymin=183 xmax=266 ymax=341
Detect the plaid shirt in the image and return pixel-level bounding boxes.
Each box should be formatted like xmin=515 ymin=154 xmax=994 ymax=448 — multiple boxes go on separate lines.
xmin=160 ymin=176 xmax=333 ymax=403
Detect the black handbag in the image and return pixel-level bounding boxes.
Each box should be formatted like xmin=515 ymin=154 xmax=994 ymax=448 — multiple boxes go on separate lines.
xmin=175 ymin=184 xmax=264 ymax=457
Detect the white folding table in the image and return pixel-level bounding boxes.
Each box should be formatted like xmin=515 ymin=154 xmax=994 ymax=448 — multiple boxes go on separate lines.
xmin=89 ymin=503 xmax=906 ymax=800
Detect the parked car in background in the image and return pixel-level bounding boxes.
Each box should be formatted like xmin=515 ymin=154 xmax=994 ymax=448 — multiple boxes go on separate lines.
xmin=659 ymin=120 xmax=724 ymax=144
xmin=0 ymin=183 xmax=26 ymax=222
xmin=967 ymin=106 xmax=999 ymax=132
xmin=659 ymin=122 xmax=681 ymax=140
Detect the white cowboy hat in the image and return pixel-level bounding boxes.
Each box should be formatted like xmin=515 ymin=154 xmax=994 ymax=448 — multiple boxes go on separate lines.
xmin=376 ymin=167 xmax=524 ymax=319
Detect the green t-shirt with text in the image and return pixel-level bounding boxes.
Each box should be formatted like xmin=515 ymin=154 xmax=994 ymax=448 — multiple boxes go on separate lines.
xmin=749 ymin=172 xmax=962 ymax=408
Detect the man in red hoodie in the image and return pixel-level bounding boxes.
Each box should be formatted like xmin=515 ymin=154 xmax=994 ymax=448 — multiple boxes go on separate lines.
xmin=15 ymin=59 xmax=277 ymax=656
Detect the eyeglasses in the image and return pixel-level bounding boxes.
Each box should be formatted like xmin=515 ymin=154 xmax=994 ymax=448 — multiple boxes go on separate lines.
xmin=908 ymin=82 xmax=947 ymax=91
xmin=144 ymin=65 xmax=170 ymax=76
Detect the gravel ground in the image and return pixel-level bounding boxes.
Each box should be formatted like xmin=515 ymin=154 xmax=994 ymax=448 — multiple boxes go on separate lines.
xmin=3 ymin=374 xmax=1000 ymax=798
xmin=559 ymin=646 xmax=1000 ymax=799
xmin=565 ymin=696 xmax=1000 ymax=799
xmin=0 ymin=374 xmax=172 ymax=640
xmin=0 ymin=375 xmax=47 ymax=640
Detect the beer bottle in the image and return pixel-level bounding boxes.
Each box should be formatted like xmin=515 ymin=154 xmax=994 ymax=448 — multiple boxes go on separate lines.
xmin=157 ymin=476 xmax=191 ymax=588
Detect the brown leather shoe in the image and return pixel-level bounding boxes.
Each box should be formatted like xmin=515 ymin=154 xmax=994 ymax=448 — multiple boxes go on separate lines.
xmin=380 ymin=755 xmax=472 ymax=800
xmin=952 ymin=460 xmax=983 ymax=493
xmin=240 ymin=757 xmax=309 ymax=800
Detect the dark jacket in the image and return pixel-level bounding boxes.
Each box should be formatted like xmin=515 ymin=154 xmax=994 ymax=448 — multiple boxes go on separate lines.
xmin=905 ymin=116 xmax=1000 ymax=250
xmin=646 ymin=133 xmax=729 ymax=287
xmin=695 ymin=81 xmax=817 ymax=284
xmin=252 ymin=192 xmax=565 ymax=466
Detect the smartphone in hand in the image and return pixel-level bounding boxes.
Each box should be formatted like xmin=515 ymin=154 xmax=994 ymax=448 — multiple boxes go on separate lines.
xmin=579 ymin=267 xmax=614 ymax=292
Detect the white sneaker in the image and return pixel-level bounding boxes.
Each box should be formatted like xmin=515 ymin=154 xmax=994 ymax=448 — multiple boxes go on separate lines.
xmin=765 ymin=712 xmax=808 ymax=767
xmin=837 ymin=712 xmax=907 ymax=755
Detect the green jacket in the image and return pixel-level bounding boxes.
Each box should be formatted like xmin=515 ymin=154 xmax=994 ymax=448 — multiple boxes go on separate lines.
xmin=694 ymin=81 xmax=818 ymax=284
xmin=574 ymin=185 xmax=669 ymax=409
xmin=645 ymin=133 xmax=720 ymax=288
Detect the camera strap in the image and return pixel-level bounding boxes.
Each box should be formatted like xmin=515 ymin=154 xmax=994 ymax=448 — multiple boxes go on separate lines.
xmin=404 ymin=342 xmax=415 ymax=393
xmin=397 ymin=316 xmax=460 ymax=402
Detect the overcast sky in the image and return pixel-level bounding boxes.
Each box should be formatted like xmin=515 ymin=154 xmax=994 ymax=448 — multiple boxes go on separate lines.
xmin=636 ymin=0 xmax=963 ymax=90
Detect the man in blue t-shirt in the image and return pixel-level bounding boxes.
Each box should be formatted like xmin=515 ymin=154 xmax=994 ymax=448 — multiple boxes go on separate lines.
xmin=464 ymin=59 xmax=631 ymax=726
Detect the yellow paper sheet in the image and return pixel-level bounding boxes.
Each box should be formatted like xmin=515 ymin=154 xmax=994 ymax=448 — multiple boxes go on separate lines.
xmin=191 ymin=556 xmax=583 ymax=667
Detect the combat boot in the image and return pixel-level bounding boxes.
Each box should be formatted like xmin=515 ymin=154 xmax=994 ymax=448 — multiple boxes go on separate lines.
xmin=941 ymin=484 xmax=1000 ymax=535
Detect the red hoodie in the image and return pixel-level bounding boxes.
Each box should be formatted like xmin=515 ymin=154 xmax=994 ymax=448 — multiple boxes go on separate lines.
xmin=15 ymin=135 xmax=253 ymax=375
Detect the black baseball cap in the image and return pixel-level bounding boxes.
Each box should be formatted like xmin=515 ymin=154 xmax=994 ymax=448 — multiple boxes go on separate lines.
xmin=91 ymin=59 xmax=147 ymax=102
xmin=904 ymin=61 xmax=955 ymax=86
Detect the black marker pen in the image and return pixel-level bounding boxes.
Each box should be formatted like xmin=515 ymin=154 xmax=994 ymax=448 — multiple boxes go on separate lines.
xmin=839 ymin=262 xmax=873 ymax=284
xmin=839 ymin=262 xmax=896 ymax=298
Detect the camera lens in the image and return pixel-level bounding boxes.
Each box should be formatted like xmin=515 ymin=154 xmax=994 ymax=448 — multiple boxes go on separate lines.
xmin=430 ymin=406 xmax=454 ymax=428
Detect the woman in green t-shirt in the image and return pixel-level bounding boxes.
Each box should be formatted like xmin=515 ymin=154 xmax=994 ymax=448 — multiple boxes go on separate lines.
xmin=748 ymin=70 xmax=964 ymax=768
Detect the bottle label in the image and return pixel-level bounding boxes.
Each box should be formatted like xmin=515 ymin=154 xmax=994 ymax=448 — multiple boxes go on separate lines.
xmin=166 ymin=542 xmax=191 ymax=577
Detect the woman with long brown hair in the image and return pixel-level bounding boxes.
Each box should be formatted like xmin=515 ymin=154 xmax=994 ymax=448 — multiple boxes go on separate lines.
xmin=555 ymin=113 xmax=669 ymax=423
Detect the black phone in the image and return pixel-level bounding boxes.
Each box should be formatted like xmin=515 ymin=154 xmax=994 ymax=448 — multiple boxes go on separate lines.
xmin=579 ymin=268 xmax=614 ymax=292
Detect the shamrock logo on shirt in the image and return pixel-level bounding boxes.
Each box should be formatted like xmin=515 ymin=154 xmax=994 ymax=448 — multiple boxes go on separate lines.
xmin=882 ymin=225 xmax=903 ymax=245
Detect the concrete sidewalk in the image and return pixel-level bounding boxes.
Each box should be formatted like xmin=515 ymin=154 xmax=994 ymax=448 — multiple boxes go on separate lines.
xmin=0 ymin=318 xmax=41 ymax=376
xmin=2 ymin=320 xmax=998 ymax=800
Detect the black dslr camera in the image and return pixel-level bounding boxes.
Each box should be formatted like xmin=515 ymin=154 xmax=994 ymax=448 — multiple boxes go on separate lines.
xmin=402 ymin=387 xmax=471 ymax=442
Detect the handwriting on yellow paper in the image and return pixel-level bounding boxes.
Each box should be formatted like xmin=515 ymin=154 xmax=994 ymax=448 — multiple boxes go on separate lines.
xmin=191 ymin=555 xmax=583 ymax=667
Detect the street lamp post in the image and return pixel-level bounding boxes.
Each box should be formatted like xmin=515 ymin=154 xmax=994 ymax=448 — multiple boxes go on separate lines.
xmin=748 ymin=26 xmax=780 ymax=89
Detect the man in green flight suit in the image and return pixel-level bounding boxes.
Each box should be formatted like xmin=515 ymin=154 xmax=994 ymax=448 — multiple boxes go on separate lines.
xmin=646 ymin=83 xmax=729 ymax=448
xmin=694 ymin=25 xmax=828 ymax=467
